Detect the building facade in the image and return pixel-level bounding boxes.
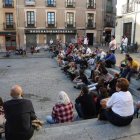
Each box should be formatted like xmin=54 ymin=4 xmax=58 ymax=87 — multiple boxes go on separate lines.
xmin=16 ymin=0 xmax=98 ymax=49
xmin=115 ymin=0 xmax=140 ymax=45
xmin=0 ymin=0 xmax=17 ymax=51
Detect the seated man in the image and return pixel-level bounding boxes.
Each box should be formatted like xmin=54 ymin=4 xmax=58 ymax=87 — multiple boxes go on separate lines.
xmin=121 ymin=57 xmax=139 ymax=81
xmin=3 ymin=85 xmax=37 ymax=140
xmin=104 ymin=50 xmax=116 ymax=68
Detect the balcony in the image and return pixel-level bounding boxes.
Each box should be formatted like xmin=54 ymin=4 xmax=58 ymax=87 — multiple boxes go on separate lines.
xmin=104 ymin=21 xmax=115 ymax=28
xmin=25 ymin=0 xmax=36 ymax=6
xmin=65 ymin=1 xmax=75 ymax=8
xmin=106 ymin=5 xmax=113 ymax=13
xmin=86 ymin=22 xmax=96 ymax=29
xmin=65 ymin=22 xmax=76 ymax=28
xmin=87 ymin=3 xmax=96 ymax=9
xmin=45 ymin=0 xmax=56 ymax=7
xmin=46 ymin=22 xmax=57 ymax=28
xmin=3 ymin=1 xmax=14 ymax=8
xmin=3 ymin=22 xmax=16 ymax=30
xmin=122 ymin=2 xmax=135 ymax=14
xmin=25 ymin=21 xmax=36 ymax=28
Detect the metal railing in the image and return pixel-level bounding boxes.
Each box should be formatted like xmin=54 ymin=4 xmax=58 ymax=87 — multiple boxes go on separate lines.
xmin=46 ymin=22 xmax=57 ymax=28
xmin=65 ymin=22 xmax=76 ymax=28
xmin=104 ymin=21 xmax=115 ymax=27
xmin=3 ymin=1 xmax=14 ymax=8
xmin=25 ymin=21 xmax=36 ymax=28
xmin=65 ymin=1 xmax=76 ymax=8
xmin=86 ymin=2 xmax=96 ymax=9
xmin=3 ymin=22 xmax=16 ymax=30
xmin=86 ymin=22 xmax=96 ymax=29
xmin=25 ymin=0 xmax=36 ymax=6
xmin=45 ymin=0 xmax=56 ymax=7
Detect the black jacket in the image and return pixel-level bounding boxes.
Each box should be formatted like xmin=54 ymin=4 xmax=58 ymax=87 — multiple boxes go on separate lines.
xmin=75 ymin=94 xmax=96 ymax=119
xmin=3 ymin=99 xmax=37 ymax=140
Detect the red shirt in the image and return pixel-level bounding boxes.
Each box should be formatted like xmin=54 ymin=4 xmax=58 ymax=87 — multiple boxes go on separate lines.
xmin=52 ymin=102 xmax=74 ymax=123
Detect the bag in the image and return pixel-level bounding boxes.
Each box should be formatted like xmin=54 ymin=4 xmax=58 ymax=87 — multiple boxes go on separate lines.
xmin=32 ymin=119 xmax=44 ymax=130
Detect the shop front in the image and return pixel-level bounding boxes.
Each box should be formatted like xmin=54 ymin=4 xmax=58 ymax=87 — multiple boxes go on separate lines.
xmin=25 ymin=29 xmax=77 ymax=47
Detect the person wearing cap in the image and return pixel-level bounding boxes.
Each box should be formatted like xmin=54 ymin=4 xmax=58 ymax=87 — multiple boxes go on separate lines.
xmin=3 ymin=85 xmax=37 ymax=140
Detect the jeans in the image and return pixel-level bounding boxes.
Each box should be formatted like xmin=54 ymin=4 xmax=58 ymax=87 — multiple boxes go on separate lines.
xmin=75 ymin=103 xmax=84 ymax=118
xmin=46 ymin=116 xmax=55 ymax=124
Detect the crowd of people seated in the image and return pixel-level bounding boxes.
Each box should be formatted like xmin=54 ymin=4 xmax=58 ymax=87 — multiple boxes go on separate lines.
xmin=0 ymin=36 xmax=140 ymax=139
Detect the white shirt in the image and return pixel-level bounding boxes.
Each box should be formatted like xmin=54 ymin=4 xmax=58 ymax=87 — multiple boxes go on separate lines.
xmin=86 ymin=47 xmax=92 ymax=54
xmin=84 ymin=37 xmax=88 ymax=45
xmin=107 ymin=91 xmax=134 ymax=117
xmin=109 ymin=39 xmax=117 ymax=50
xmin=122 ymin=38 xmax=128 ymax=46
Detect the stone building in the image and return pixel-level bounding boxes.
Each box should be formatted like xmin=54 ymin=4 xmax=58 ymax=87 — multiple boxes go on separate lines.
xmin=0 ymin=0 xmax=117 ymax=50
xmin=0 ymin=0 xmax=16 ymax=51
xmin=115 ymin=0 xmax=140 ymax=45
xmin=16 ymin=0 xmax=97 ymax=49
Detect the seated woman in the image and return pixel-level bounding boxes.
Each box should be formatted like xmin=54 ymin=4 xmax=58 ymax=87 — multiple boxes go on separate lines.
xmin=73 ymin=70 xmax=90 ymax=89
xmin=46 ymin=91 xmax=74 ymax=124
xmin=75 ymin=86 xmax=97 ymax=119
xmin=100 ymin=78 xmax=134 ymax=126
xmin=0 ymin=97 xmax=5 ymax=127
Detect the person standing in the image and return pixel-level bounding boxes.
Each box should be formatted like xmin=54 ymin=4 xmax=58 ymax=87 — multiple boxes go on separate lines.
xmin=3 ymin=85 xmax=37 ymax=140
xmin=122 ymin=35 xmax=128 ymax=53
xmin=83 ymin=36 xmax=89 ymax=47
xmin=109 ymin=35 xmax=117 ymax=53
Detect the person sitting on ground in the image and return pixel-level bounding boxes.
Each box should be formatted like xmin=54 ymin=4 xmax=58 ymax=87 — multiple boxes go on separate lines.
xmin=0 ymin=97 xmax=5 ymax=127
xmin=104 ymin=50 xmax=116 ymax=68
xmin=73 ymin=70 xmax=90 ymax=89
xmin=3 ymin=85 xmax=37 ymax=140
xmin=100 ymin=78 xmax=134 ymax=126
xmin=46 ymin=91 xmax=74 ymax=124
xmin=119 ymin=53 xmax=130 ymax=75
xmin=75 ymin=86 xmax=96 ymax=119
xmin=121 ymin=57 xmax=139 ymax=81
xmin=107 ymin=73 xmax=120 ymax=96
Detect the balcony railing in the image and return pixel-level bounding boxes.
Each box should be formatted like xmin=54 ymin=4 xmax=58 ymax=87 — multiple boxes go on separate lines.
xmin=65 ymin=1 xmax=75 ymax=8
xmin=46 ymin=22 xmax=57 ymax=28
xmin=3 ymin=22 xmax=16 ymax=30
xmin=65 ymin=22 xmax=76 ymax=28
xmin=104 ymin=21 xmax=115 ymax=28
xmin=86 ymin=22 xmax=96 ymax=29
xmin=87 ymin=3 xmax=96 ymax=9
xmin=45 ymin=0 xmax=56 ymax=7
xmin=3 ymin=1 xmax=14 ymax=8
xmin=25 ymin=0 xmax=36 ymax=6
xmin=106 ymin=5 xmax=113 ymax=13
xmin=25 ymin=21 xmax=36 ymax=28
xmin=122 ymin=2 xmax=135 ymax=14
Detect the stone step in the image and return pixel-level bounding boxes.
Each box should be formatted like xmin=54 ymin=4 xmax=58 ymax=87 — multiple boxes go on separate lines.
xmin=32 ymin=119 xmax=140 ymax=140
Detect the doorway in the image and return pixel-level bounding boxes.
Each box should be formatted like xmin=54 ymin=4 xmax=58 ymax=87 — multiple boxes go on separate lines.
xmin=87 ymin=33 xmax=94 ymax=46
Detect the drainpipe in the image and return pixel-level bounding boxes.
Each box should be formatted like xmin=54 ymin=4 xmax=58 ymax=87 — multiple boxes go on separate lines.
xmin=133 ymin=3 xmax=137 ymax=45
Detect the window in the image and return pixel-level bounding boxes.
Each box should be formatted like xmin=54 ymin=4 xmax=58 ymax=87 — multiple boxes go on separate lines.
xmin=5 ymin=13 xmax=14 ymax=29
xmin=27 ymin=11 xmax=35 ymax=27
xmin=66 ymin=0 xmax=75 ymax=8
xmin=66 ymin=12 xmax=74 ymax=27
xmin=47 ymin=12 xmax=55 ymax=27
xmin=3 ymin=0 xmax=13 ymax=7
xmin=47 ymin=0 xmax=56 ymax=7
xmin=87 ymin=0 xmax=96 ymax=9
xmin=87 ymin=13 xmax=95 ymax=28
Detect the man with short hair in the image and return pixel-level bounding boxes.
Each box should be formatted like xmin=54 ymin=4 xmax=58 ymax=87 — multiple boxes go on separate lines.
xmin=3 ymin=85 xmax=37 ymax=140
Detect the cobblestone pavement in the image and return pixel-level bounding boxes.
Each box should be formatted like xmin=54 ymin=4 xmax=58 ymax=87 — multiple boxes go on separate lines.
xmin=0 ymin=56 xmax=79 ymax=117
